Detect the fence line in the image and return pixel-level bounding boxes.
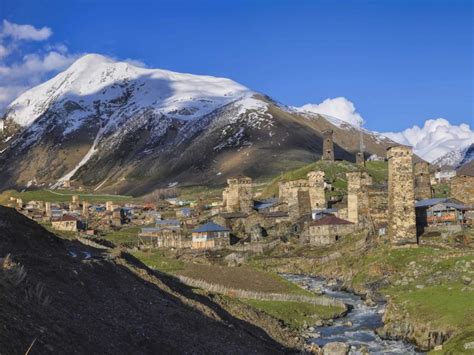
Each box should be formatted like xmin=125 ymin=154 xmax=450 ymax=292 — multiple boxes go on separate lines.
xmin=175 ymin=275 xmax=345 ymax=308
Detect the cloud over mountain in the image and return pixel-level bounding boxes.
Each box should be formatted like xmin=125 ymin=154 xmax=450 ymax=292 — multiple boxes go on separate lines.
xmin=297 ymin=97 xmax=364 ymax=127
xmin=383 ymin=118 xmax=474 ymax=163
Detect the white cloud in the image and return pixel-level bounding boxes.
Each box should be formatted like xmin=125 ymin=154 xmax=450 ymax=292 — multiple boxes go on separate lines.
xmin=1 ymin=20 xmax=52 ymax=41
xmin=0 ymin=44 xmax=8 ymax=59
xmin=297 ymin=97 xmax=364 ymax=127
xmin=383 ymin=118 xmax=474 ymax=162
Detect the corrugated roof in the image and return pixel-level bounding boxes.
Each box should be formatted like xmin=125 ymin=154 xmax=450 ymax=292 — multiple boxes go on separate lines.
xmin=308 ymin=215 xmax=353 ymax=226
xmin=192 ymin=222 xmax=230 ymax=233
xmin=254 ymin=198 xmax=279 ymax=210
xmin=263 ymin=211 xmax=289 ymax=218
xmin=57 ymin=214 xmax=78 ymax=222
xmin=415 ymin=198 xmax=450 ymax=208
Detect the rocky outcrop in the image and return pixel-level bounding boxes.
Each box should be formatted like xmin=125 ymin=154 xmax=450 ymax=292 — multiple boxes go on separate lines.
xmin=377 ymin=300 xmax=453 ymax=352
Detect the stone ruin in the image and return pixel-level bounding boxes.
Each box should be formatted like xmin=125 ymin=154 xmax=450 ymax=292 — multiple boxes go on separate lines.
xmin=414 ymin=162 xmax=432 ymax=200
xmin=222 ymin=176 xmax=253 ymax=213
xmin=322 ymin=129 xmax=335 ymax=161
xmin=387 ymin=145 xmax=417 ymax=245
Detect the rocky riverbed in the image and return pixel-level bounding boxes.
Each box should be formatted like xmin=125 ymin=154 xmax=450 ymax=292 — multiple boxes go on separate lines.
xmin=282 ymin=274 xmax=421 ymax=354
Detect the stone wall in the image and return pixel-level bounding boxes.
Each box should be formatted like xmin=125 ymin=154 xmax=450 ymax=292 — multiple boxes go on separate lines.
xmin=222 ymin=176 xmax=253 ymax=213
xmin=414 ymin=162 xmax=432 ymax=200
xmin=451 ymin=175 xmax=474 ymax=205
xmin=387 ymin=146 xmax=417 ymax=245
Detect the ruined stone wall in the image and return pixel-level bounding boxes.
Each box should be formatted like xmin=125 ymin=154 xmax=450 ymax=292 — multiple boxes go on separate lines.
xmin=356 ymin=152 xmax=365 ymax=166
xmin=387 ymin=146 xmax=417 ymax=245
xmin=307 ymin=171 xmax=326 ymax=210
xmin=223 ymin=177 xmax=253 ymax=213
xmin=322 ymin=129 xmax=334 ymax=161
xmin=451 ymin=175 xmax=474 ymax=204
xmin=346 ymin=172 xmax=372 ymax=224
xmin=414 ymin=162 xmax=432 ymax=200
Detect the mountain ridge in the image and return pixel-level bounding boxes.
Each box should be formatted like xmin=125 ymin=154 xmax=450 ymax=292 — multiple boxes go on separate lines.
xmin=0 ymin=54 xmax=412 ymax=195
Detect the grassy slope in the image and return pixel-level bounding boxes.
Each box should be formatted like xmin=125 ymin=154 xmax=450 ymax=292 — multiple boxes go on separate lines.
xmin=241 ymin=299 xmax=343 ymax=330
xmin=131 ymin=249 xmax=343 ymax=331
xmin=260 ymin=160 xmax=388 ymax=199
xmin=0 ymin=189 xmax=135 ymax=205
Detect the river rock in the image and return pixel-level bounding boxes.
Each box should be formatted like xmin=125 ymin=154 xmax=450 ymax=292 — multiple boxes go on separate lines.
xmin=462 ymin=276 xmax=472 ymax=285
xmin=464 ymin=341 xmax=474 ymax=350
xmin=343 ymin=321 xmax=353 ymax=327
xmin=306 ymin=343 xmax=322 ymax=354
xmin=364 ymin=298 xmax=376 ymax=307
xmin=322 ymin=342 xmax=348 ymax=355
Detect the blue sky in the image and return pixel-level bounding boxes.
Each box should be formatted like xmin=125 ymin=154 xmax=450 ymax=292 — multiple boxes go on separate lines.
xmin=0 ymin=0 xmax=472 ymax=132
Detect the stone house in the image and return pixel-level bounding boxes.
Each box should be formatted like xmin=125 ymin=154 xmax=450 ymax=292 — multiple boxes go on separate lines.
xmin=302 ymin=215 xmax=355 ymax=246
xmin=415 ymin=198 xmax=472 ymax=234
xmin=191 ymin=222 xmax=231 ymax=250
xmin=52 ymin=215 xmax=81 ymax=232
xmin=139 ymin=227 xmax=189 ymax=249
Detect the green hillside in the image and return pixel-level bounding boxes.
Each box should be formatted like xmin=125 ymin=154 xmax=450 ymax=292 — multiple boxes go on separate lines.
xmin=260 ymin=160 xmax=388 ymax=199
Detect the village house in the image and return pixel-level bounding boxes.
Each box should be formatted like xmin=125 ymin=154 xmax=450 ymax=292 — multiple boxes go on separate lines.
xmin=302 ymin=214 xmax=355 ymax=246
xmin=415 ymin=198 xmax=472 ymax=234
xmin=139 ymin=226 xmax=189 ymax=249
xmin=191 ymin=222 xmax=230 ymax=250
xmin=52 ymin=215 xmax=82 ymax=232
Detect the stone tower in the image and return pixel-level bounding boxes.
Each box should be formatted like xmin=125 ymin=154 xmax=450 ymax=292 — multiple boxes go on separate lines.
xmin=106 ymin=201 xmax=114 ymax=212
xmin=414 ymin=162 xmax=432 ymax=200
xmin=83 ymin=201 xmax=90 ymax=218
xmin=280 ymin=180 xmax=312 ymax=220
xmin=45 ymin=201 xmax=52 ymax=218
xmin=356 ymin=152 xmax=365 ymax=166
xmin=387 ymin=146 xmax=417 ymax=245
xmin=307 ymin=171 xmax=326 ymax=210
xmin=322 ymin=129 xmax=335 ymax=161
xmin=222 ymin=176 xmax=253 ymax=213
xmin=346 ymin=171 xmax=372 ymax=224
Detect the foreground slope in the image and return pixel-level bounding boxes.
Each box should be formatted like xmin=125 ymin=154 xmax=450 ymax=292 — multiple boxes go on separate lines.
xmin=0 ymin=54 xmax=396 ymax=195
xmin=0 ymin=206 xmax=293 ymax=354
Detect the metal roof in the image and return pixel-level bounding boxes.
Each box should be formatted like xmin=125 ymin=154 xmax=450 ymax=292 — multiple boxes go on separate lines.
xmin=254 ymin=198 xmax=279 ymax=211
xmin=192 ymin=222 xmax=230 ymax=233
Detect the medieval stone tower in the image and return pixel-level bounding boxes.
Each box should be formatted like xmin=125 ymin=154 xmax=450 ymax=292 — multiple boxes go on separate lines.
xmin=222 ymin=176 xmax=253 ymax=213
xmin=45 ymin=201 xmax=52 ymax=218
xmin=387 ymin=146 xmax=417 ymax=245
xmin=322 ymin=129 xmax=335 ymax=161
xmin=307 ymin=171 xmax=326 ymax=210
xmin=346 ymin=171 xmax=372 ymax=224
xmin=414 ymin=162 xmax=432 ymax=200
xmin=279 ymin=180 xmax=312 ymax=220
xmin=83 ymin=201 xmax=90 ymax=218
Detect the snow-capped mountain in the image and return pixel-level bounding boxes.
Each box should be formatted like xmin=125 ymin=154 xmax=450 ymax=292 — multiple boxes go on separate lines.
xmin=432 ymin=144 xmax=474 ymax=169
xmin=0 ymin=54 xmax=397 ymax=194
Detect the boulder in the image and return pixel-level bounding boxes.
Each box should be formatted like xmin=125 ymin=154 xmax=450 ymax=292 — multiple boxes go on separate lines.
xmin=323 ymin=342 xmax=348 ymax=355
xmin=464 ymin=341 xmax=474 ymax=350
xmin=462 ymin=276 xmax=472 ymax=285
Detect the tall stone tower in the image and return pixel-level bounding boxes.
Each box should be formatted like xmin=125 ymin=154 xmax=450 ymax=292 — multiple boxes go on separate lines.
xmin=222 ymin=176 xmax=253 ymax=213
xmin=387 ymin=146 xmax=417 ymax=245
xmin=280 ymin=180 xmax=312 ymax=220
xmin=45 ymin=201 xmax=52 ymax=218
xmin=414 ymin=162 xmax=432 ymax=200
xmin=346 ymin=171 xmax=372 ymax=224
xmin=322 ymin=129 xmax=335 ymax=161
xmin=83 ymin=201 xmax=90 ymax=218
xmin=307 ymin=171 xmax=326 ymax=210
